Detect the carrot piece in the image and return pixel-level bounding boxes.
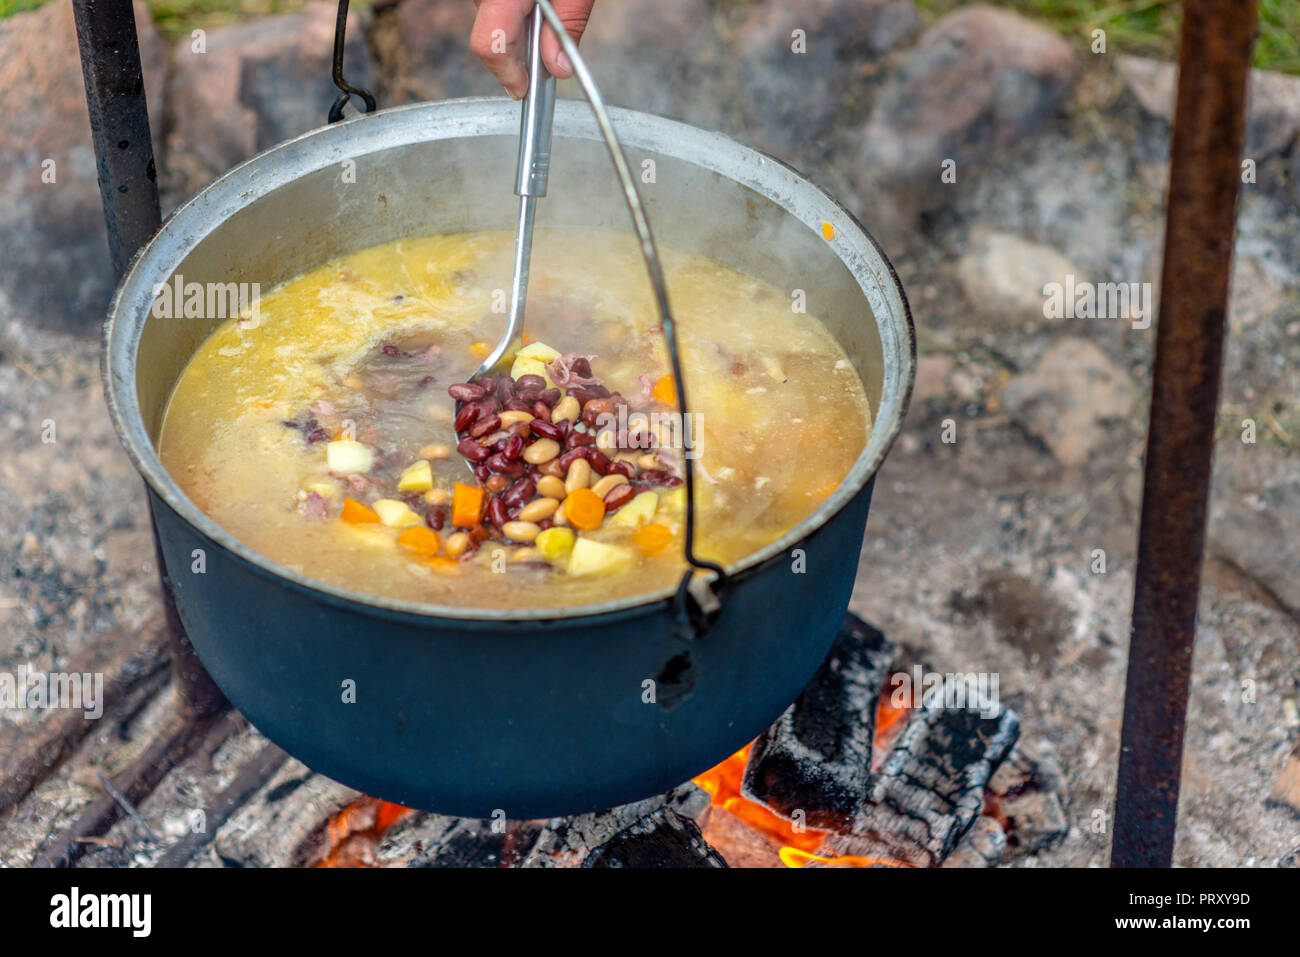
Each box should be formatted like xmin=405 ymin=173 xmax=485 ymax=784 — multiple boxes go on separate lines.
xmin=427 ymin=556 xmax=461 ymax=575
xmin=469 ymin=341 xmax=491 ymax=359
xmin=452 ymin=482 xmax=486 ymax=528
xmin=651 ymin=374 xmax=677 ymax=406
xmin=634 ymin=523 xmax=674 ymax=557
xmin=398 ymin=526 xmax=441 ymax=557
xmin=341 ymin=497 xmax=380 ymax=525
xmin=564 ymin=487 xmax=606 ymax=530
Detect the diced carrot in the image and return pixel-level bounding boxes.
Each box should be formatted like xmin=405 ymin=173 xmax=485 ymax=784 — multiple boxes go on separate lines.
xmin=427 ymin=556 xmax=461 ymax=576
xmin=451 ymin=482 xmax=486 ymax=528
xmin=564 ymin=487 xmax=606 ymax=530
xmin=341 ymin=497 xmax=380 ymax=525
xmin=652 ymin=374 xmax=677 ymax=406
xmin=397 ymin=526 xmax=441 ymax=557
xmin=469 ymin=341 xmax=491 ymax=359
xmin=634 ymin=523 xmax=674 ymax=557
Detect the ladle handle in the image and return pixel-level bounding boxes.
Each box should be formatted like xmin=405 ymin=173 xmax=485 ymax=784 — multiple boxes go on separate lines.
xmin=515 ymin=6 xmax=557 ymax=198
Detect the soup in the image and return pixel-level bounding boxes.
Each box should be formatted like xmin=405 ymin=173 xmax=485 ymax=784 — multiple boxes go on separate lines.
xmin=158 ymin=228 xmax=871 ymax=609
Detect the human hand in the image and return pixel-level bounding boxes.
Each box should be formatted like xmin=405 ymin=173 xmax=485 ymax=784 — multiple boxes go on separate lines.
xmin=471 ymin=1 xmax=596 ymax=99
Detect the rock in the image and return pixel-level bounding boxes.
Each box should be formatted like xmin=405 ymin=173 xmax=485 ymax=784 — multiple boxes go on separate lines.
xmin=1210 ymin=446 xmax=1300 ymax=620
xmin=732 ymin=0 xmax=921 ymax=156
xmin=957 ymin=232 xmax=1081 ymax=324
xmin=999 ymin=338 xmax=1134 ymax=467
xmin=0 ymin=1 xmax=165 ymax=331
xmin=373 ymin=0 xmax=500 ymax=104
xmin=860 ymin=4 xmax=1077 ymax=183
xmin=1117 ymin=55 xmax=1300 ymax=161
xmin=163 ymin=0 xmax=372 ymax=205
xmin=574 ymin=0 xmax=729 ymax=128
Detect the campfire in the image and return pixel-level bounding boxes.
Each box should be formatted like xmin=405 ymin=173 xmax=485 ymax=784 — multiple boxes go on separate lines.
xmin=308 ymin=615 xmax=1065 ymax=868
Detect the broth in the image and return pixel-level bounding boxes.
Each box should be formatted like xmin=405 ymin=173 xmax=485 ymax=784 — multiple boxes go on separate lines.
xmin=158 ymin=228 xmax=871 ymax=609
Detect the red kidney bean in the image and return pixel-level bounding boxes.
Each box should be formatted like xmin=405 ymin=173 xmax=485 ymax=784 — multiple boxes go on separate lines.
xmin=485 ymin=452 xmax=510 ymax=473
xmin=539 ymin=388 xmax=561 ymax=406
xmin=530 ymin=418 xmax=563 ymax=440
xmin=557 ymin=448 xmax=586 ymax=472
xmin=502 ymin=433 xmax=525 ymax=461
xmin=426 ymin=507 xmax=447 ymax=530
xmin=569 ymin=357 xmax=593 ymax=379
xmin=505 ymin=398 xmax=533 ymax=413
xmin=538 ymin=459 xmax=565 ymax=478
xmin=508 ymin=421 xmax=532 ymax=440
xmin=567 ymin=429 xmax=594 ymax=448
xmin=585 ymin=449 xmax=612 ymax=475
xmin=485 ymin=474 xmax=510 ymax=494
xmin=473 ymin=463 xmax=491 ymax=482
xmin=480 ymin=378 xmax=498 ymax=395
xmin=609 ymin=460 xmax=636 ymax=479
xmin=502 ymin=477 xmax=536 ymax=508
xmin=569 ymin=385 xmax=610 ymax=403
xmin=603 ymin=483 xmax=636 ymax=511
xmin=454 ymin=403 xmax=479 ymax=432
xmin=515 ymin=374 xmax=547 ymax=393
xmin=637 ymin=468 xmax=676 ymax=485
xmin=487 ymin=497 xmax=508 ymax=528
xmin=458 ymin=437 xmax=491 ymax=462
xmin=448 ymin=382 xmax=487 ymax=402
xmin=516 ymin=390 xmax=541 ymax=404
xmin=532 ymin=400 xmax=551 ymax=420
xmin=468 ymin=413 xmax=501 ymax=438
xmin=500 ymin=459 xmax=528 ymax=479
xmin=537 ymin=518 xmax=553 ymax=531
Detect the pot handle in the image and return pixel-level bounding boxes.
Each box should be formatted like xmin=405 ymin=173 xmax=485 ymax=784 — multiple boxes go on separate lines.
xmin=530 ymin=0 xmax=728 ymax=636
xmin=328 ymin=0 xmax=376 ymax=124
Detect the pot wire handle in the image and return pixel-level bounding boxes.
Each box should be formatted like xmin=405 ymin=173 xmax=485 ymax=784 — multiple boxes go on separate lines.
xmin=530 ymin=0 xmax=727 ymax=633
xmin=328 ymin=0 xmax=376 ymax=124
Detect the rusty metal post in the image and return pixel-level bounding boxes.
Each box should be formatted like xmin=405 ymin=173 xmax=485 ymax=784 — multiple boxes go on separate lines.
xmin=73 ymin=0 xmax=227 ymax=720
xmin=1111 ymin=0 xmax=1259 ymax=867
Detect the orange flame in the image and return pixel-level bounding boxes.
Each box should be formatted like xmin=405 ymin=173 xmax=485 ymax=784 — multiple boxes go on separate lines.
xmin=779 ymin=847 xmax=910 ymax=868
xmin=314 ymin=797 xmax=412 ymax=868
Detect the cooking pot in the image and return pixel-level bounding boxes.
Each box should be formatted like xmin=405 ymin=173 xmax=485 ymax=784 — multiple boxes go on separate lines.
xmin=104 ymin=99 xmax=915 ymax=819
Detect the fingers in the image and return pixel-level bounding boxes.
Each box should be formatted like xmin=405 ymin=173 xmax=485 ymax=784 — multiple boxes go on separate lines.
xmin=470 ymin=0 xmax=596 ymax=96
xmin=470 ymin=0 xmax=534 ymax=99
xmin=538 ymin=0 xmax=596 ymax=79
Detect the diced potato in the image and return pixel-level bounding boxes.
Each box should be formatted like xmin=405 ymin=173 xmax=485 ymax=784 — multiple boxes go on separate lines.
xmin=372 ymin=498 xmax=422 ymax=528
xmin=566 ymin=537 xmax=634 ymax=577
xmin=657 ymin=487 xmax=687 ymax=516
xmin=517 ymin=341 xmax=561 ymax=362
xmin=509 ymin=355 xmax=556 ymax=388
xmin=535 ymin=526 xmax=575 ymax=562
xmin=397 ymin=460 xmax=434 ymax=493
xmin=609 ymin=491 xmax=658 ymax=528
xmin=305 ymin=480 xmax=339 ymax=501
xmin=326 ymin=440 xmax=373 ymax=474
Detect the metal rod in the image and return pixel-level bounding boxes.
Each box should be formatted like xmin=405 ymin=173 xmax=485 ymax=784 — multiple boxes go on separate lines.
xmin=71 ymin=0 xmax=162 ymax=279
xmin=1111 ymin=0 xmax=1258 ymax=868
xmin=73 ymin=0 xmax=227 ymax=719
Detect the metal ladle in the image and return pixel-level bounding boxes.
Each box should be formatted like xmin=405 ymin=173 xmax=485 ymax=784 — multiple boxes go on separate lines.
xmin=470 ymin=3 xmax=556 ymax=381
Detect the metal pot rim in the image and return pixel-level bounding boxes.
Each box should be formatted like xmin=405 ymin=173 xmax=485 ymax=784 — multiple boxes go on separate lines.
xmin=104 ymin=98 xmax=915 ymax=623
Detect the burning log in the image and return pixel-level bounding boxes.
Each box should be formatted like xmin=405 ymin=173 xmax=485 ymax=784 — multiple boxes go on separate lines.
xmin=583 ymin=808 xmax=727 ymax=868
xmin=939 ymin=816 xmax=1007 ymax=869
xmin=825 ymin=698 xmax=1020 ymax=867
xmin=521 ymin=783 xmax=711 ymax=868
xmin=985 ymin=744 xmax=1068 ymax=858
xmin=742 ymin=615 xmax=896 ymax=828
xmin=375 ymin=813 xmax=541 ymax=868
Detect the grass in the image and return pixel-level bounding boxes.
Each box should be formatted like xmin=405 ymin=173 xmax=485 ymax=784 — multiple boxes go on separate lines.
xmin=912 ymin=0 xmax=1300 ymax=74
xmin=2 ymin=0 xmax=1297 ymax=74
